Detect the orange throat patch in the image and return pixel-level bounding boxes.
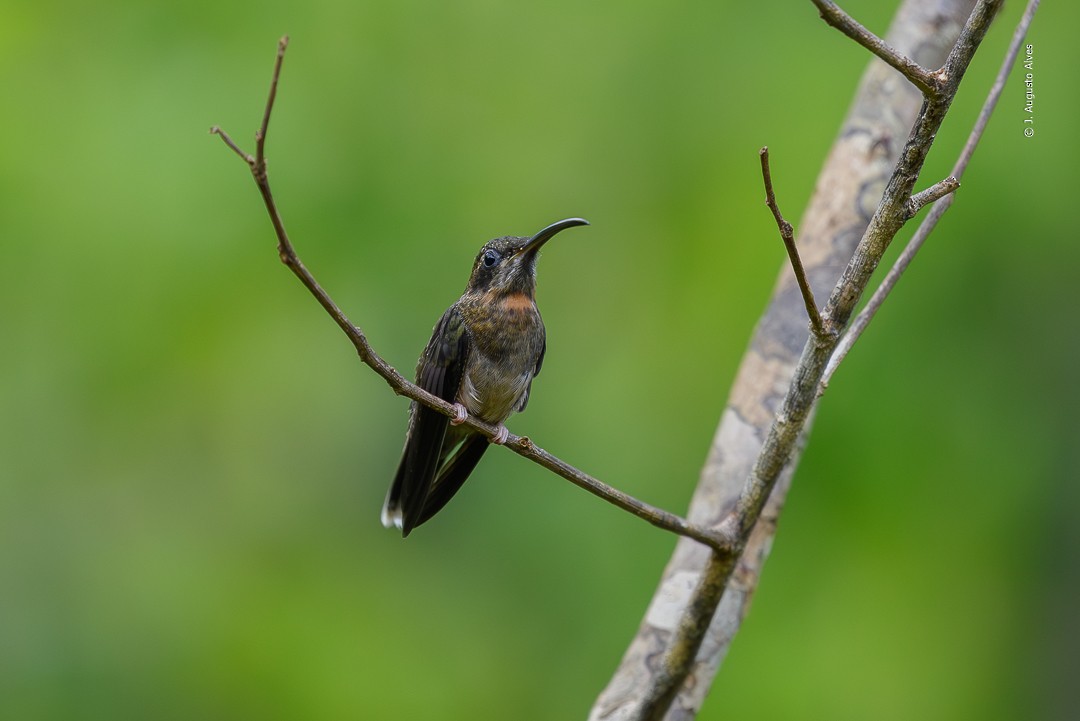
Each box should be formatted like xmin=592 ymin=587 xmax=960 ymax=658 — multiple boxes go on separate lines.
xmin=499 ymin=292 xmax=535 ymax=313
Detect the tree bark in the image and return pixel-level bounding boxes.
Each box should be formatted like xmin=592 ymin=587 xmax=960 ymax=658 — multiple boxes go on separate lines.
xmin=589 ymin=2 xmax=977 ymax=718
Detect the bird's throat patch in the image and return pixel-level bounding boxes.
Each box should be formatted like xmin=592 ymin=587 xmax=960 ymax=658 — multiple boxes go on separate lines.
xmin=499 ymin=292 xmax=534 ymax=313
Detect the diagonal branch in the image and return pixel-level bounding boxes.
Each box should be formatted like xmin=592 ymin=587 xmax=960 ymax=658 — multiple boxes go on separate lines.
xmin=905 ymin=175 xmax=960 ymax=219
xmin=811 ymin=0 xmax=943 ymax=95
xmin=210 ymin=38 xmax=729 ymax=553
xmin=759 ymin=146 xmax=828 ymax=340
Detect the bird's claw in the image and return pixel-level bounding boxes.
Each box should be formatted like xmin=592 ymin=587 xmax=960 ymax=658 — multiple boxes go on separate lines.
xmin=491 ymin=424 xmax=510 ymax=445
xmin=450 ymin=403 xmax=468 ymax=425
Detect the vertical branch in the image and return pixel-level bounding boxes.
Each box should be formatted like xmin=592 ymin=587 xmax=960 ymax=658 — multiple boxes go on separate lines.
xmin=255 ymin=37 xmax=288 ymax=166
xmin=759 ymin=147 xmax=828 ymax=340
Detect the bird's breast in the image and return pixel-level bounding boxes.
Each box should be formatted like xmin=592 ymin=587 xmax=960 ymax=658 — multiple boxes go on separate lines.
xmin=458 ymin=298 xmax=545 ymax=423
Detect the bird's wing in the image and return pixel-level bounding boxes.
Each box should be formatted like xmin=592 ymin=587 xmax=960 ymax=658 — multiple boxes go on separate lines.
xmin=383 ymin=306 xmax=471 ymax=537
xmin=517 ymin=335 xmax=545 ymax=413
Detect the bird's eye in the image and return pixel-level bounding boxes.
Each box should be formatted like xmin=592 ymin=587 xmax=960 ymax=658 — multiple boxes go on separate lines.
xmin=482 ymin=249 xmax=500 ymax=267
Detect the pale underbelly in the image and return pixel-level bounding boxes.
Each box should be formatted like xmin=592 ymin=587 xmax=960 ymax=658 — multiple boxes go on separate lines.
xmin=459 ymin=364 xmax=532 ymax=424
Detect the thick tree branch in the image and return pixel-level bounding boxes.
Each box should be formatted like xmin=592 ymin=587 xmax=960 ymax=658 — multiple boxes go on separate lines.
xmin=633 ymin=550 xmax=729 ymax=719
xmin=211 ymin=38 xmax=730 ymax=553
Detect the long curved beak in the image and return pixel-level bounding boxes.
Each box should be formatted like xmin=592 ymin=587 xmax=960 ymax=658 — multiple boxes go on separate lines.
xmin=520 ymin=217 xmax=589 ymax=255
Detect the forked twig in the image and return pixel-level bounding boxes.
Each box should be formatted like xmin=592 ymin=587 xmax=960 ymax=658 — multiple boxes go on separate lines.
xmin=822 ymin=0 xmax=1040 ymax=388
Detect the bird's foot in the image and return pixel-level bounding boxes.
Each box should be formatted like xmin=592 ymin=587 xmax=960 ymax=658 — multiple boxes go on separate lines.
xmin=449 ymin=403 xmax=468 ymax=425
xmin=491 ymin=424 xmax=510 ymax=445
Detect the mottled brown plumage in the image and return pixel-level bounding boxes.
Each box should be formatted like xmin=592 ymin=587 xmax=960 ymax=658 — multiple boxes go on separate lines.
xmin=381 ymin=218 xmax=589 ymax=536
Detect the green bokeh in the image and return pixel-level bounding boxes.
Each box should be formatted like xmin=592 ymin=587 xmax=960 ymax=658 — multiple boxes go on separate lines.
xmin=1 ymin=1 xmax=1075 ymax=719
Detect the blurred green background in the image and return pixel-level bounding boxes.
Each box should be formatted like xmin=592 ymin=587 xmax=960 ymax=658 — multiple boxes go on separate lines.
xmin=1 ymin=0 xmax=1075 ymax=719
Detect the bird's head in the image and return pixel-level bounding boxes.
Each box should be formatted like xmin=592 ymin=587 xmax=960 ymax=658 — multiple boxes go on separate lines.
xmin=464 ymin=218 xmax=589 ymax=297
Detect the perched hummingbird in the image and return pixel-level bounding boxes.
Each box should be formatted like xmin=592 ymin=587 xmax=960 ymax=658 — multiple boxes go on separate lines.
xmin=381 ymin=217 xmax=589 ymax=536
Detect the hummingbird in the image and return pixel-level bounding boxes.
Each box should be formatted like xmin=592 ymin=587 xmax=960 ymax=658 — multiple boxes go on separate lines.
xmin=381 ymin=217 xmax=589 ymax=537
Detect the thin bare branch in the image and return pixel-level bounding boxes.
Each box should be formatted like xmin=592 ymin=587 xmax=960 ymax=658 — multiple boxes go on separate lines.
xmin=516 ymin=438 xmax=732 ymax=550
xmin=811 ymin=0 xmax=942 ymax=95
xmin=209 ymin=125 xmax=254 ymax=165
xmin=255 ymin=36 xmax=289 ymax=165
xmin=822 ymin=0 xmax=1039 ymax=389
xmin=950 ymin=0 xmax=1041 ymax=177
xmin=905 ymin=175 xmax=960 ymax=218
xmin=759 ymin=147 xmax=828 ymax=340
xmin=822 ymin=195 xmax=952 ymax=388
xmin=212 ymin=40 xmax=729 ymax=553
